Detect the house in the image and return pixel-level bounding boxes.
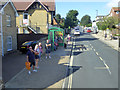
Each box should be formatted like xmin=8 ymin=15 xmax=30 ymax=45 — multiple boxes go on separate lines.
xmin=95 ymin=15 xmax=106 ymax=22
xmin=13 ymin=0 xmax=55 ymax=34
xmin=108 ymin=7 xmax=120 ymax=29
xmin=0 ymin=0 xmax=18 ymax=56
xmin=108 ymin=7 xmax=120 ymax=18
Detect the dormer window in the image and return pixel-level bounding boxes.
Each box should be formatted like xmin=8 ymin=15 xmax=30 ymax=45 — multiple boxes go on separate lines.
xmin=23 ymin=13 xmax=28 ymax=19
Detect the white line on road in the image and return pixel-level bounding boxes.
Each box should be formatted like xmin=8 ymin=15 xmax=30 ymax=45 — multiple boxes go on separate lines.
xmin=96 ymin=52 xmax=99 ymax=55
xmin=99 ymin=57 xmax=103 ymax=61
xmin=68 ymin=37 xmax=75 ymax=89
xmin=100 ymin=58 xmax=111 ymax=75
xmin=94 ymin=49 xmax=96 ymax=51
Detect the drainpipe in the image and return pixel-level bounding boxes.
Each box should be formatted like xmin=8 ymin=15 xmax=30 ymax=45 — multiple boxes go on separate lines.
xmin=0 ymin=11 xmax=4 ymax=56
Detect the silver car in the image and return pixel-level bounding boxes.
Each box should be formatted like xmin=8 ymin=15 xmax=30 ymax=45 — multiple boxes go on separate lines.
xmin=74 ymin=29 xmax=80 ymax=35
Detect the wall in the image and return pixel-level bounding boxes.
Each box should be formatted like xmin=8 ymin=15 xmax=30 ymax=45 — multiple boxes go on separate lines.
xmin=29 ymin=9 xmax=48 ymax=34
xmin=2 ymin=3 xmax=17 ymax=55
xmin=16 ymin=12 xmax=24 ymax=33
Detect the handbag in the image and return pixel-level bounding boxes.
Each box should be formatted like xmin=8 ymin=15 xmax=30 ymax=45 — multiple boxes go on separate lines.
xmin=25 ymin=62 xmax=31 ymax=70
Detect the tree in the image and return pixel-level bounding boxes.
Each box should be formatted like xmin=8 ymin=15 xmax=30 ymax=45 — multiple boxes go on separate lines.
xmin=55 ymin=14 xmax=61 ymax=24
xmin=80 ymin=15 xmax=92 ymax=26
xmin=65 ymin=10 xmax=79 ymax=28
xmin=97 ymin=16 xmax=119 ymax=30
xmin=59 ymin=17 xmax=65 ymax=28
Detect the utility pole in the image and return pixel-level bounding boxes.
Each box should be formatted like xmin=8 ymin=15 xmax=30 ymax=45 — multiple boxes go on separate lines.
xmin=96 ymin=10 xmax=98 ymax=17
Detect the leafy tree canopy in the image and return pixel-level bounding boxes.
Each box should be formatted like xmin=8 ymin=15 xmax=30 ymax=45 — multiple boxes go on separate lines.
xmin=55 ymin=14 xmax=61 ymax=24
xmin=80 ymin=15 xmax=92 ymax=26
xmin=65 ymin=10 xmax=79 ymax=28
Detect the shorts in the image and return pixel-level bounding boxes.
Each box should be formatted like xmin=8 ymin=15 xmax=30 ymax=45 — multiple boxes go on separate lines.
xmin=35 ymin=55 xmax=39 ymax=59
xmin=30 ymin=62 xmax=35 ymax=67
xmin=46 ymin=49 xmax=50 ymax=54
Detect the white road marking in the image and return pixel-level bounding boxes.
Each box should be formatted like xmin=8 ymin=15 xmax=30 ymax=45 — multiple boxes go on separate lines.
xmin=68 ymin=37 xmax=75 ymax=89
xmin=94 ymin=49 xmax=96 ymax=51
xmin=99 ymin=57 xmax=103 ymax=61
xmin=95 ymin=67 xmax=108 ymax=69
xmin=96 ymin=52 xmax=99 ymax=55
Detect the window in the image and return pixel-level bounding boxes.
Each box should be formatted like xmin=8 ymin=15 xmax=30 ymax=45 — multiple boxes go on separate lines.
xmin=23 ymin=13 xmax=28 ymax=19
xmin=7 ymin=36 xmax=12 ymax=51
xmin=36 ymin=27 xmax=40 ymax=33
xmin=6 ymin=15 xmax=11 ymax=26
xmin=116 ymin=11 xmax=119 ymax=14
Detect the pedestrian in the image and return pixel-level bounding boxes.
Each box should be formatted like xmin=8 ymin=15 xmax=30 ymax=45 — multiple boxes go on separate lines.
xmin=34 ymin=44 xmax=40 ymax=68
xmin=27 ymin=46 xmax=37 ymax=74
xmin=64 ymin=37 xmax=68 ymax=48
xmin=110 ymin=33 xmax=113 ymax=40
xmin=104 ymin=30 xmax=107 ymax=40
xmin=68 ymin=34 xmax=71 ymax=41
xmin=45 ymin=40 xmax=51 ymax=59
xmin=54 ymin=36 xmax=58 ymax=51
xmin=38 ymin=42 xmax=43 ymax=61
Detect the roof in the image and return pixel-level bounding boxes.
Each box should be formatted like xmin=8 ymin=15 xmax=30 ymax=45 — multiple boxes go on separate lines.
xmin=12 ymin=0 xmax=55 ymax=11
xmin=0 ymin=0 xmax=18 ymax=16
xmin=53 ymin=17 xmax=58 ymax=25
xmin=112 ymin=7 xmax=120 ymax=11
xmin=0 ymin=1 xmax=8 ymax=10
xmin=96 ymin=15 xmax=106 ymax=18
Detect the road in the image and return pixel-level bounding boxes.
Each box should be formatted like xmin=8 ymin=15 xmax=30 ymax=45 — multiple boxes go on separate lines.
xmin=63 ymin=29 xmax=118 ymax=89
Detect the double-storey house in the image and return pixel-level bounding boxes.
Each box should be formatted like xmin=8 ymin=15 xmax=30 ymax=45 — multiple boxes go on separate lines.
xmin=13 ymin=0 xmax=55 ymax=34
xmin=0 ymin=0 xmax=18 ymax=56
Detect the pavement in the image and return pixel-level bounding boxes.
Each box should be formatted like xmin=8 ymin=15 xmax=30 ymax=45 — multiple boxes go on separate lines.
xmin=4 ymin=37 xmax=73 ymax=89
xmin=91 ymin=30 xmax=119 ymax=52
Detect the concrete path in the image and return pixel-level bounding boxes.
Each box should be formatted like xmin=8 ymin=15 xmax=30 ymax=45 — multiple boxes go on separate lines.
xmin=5 ymin=41 xmax=72 ymax=88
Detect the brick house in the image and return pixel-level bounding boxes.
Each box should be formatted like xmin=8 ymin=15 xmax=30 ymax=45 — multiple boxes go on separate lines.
xmin=95 ymin=15 xmax=106 ymax=22
xmin=108 ymin=7 xmax=120 ymax=18
xmin=13 ymin=0 xmax=55 ymax=34
xmin=0 ymin=0 xmax=18 ymax=56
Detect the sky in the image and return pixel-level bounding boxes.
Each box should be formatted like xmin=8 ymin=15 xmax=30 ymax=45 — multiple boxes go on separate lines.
xmin=56 ymin=0 xmax=120 ymax=21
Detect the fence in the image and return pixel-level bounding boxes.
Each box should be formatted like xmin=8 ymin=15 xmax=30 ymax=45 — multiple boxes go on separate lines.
xmin=17 ymin=33 xmax=48 ymax=50
xmin=112 ymin=29 xmax=120 ymax=35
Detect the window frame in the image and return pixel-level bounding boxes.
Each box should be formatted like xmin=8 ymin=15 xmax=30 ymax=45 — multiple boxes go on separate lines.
xmin=116 ymin=11 xmax=119 ymax=14
xmin=23 ymin=13 xmax=28 ymax=19
xmin=6 ymin=15 xmax=11 ymax=27
xmin=7 ymin=36 xmax=12 ymax=51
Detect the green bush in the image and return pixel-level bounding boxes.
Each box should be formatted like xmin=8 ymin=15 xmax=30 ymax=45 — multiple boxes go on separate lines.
xmin=86 ymin=23 xmax=92 ymax=27
xmin=97 ymin=22 xmax=107 ymax=30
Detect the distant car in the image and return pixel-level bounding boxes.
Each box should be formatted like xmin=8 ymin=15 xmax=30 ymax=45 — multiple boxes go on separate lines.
xmin=19 ymin=41 xmax=38 ymax=54
xmin=74 ymin=29 xmax=80 ymax=35
xmin=87 ymin=29 xmax=91 ymax=33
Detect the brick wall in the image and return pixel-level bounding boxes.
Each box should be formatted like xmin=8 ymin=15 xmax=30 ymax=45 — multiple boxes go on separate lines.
xmin=2 ymin=3 xmax=17 ymax=55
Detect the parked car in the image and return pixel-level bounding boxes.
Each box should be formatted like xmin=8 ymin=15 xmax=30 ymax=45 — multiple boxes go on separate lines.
xmin=19 ymin=41 xmax=38 ymax=54
xmin=87 ymin=29 xmax=91 ymax=33
xmin=74 ymin=29 xmax=80 ymax=35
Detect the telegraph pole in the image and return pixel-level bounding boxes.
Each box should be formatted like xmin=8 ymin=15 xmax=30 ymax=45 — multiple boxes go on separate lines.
xmin=96 ymin=10 xmax=98 ymax=17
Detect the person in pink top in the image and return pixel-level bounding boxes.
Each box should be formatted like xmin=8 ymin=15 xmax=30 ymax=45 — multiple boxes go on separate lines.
xmin=38 ymin=42 xmax=43 ymax=61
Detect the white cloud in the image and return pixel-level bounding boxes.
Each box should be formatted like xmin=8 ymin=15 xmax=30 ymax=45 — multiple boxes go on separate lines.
xmin=107 ymin=0 xmax=120 ymax=8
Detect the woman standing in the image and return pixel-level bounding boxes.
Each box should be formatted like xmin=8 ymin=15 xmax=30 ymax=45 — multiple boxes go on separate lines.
xmin=34 ymin=44 xmax=40 ymax=68
xmin=38 ymin=42 xmax=43 ymax=61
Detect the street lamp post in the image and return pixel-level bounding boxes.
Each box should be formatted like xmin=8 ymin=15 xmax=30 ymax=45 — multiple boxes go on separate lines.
xmin=96 ymin=10 xmax=98 ymax=17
